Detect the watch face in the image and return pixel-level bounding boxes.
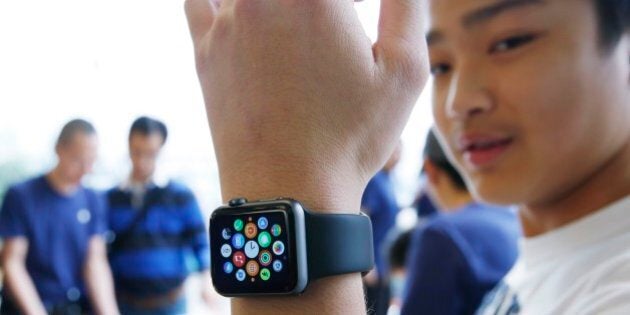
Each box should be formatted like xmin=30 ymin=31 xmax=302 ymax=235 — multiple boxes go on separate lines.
xmin=210 ymin=205 xmax=298 ymax=295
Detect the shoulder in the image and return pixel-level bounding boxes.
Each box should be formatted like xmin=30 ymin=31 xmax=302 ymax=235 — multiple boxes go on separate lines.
xmin=415 ymin=218 xmax=458 ymax=247
xmin=105 ymin=186 xmax=130 ymax=207
xmin=451 ymin=204 xmax=517 ymax=228
xmin=424 ymin=214 xmax=456 ymax=232
xmin=408 ymin=221 xmax=465 ymax=267
xmin=564 ymin=251 xmax=630 ymax=314
xmin=420 ymin=212 xmax=492 ymax=252
xmin=366 ymin=172 xmax=390 ymax=190
xmin=163 ymin=181 xmax=196 ymax=205
xmin=106 ymin=186 xmax=125 ymax=198
xmin=1 ymin=176 xmax=47 ymax=217
xmin=14 ymin=175 xmax=45 ymax=193
xmin=4 ymin=176 xmax=43 ymax=202
xmin=585 ymin=249 xmax=630 ymax=290
xmin=362 ymin=173 xmax=390 ymax=205
xmin=165 ymin=181 xmax=193 ymax=196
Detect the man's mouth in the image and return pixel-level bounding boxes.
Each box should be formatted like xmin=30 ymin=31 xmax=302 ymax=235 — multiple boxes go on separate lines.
xmin=458 ymin=135 xmax=514 ymax=169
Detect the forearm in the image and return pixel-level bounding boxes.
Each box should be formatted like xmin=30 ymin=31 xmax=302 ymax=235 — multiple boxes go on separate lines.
xmin=233 ymin=274 xmax=365 ymax=315
xmin=3 ymin=261 xmax=47 ymax=315
xmin=83 ymin=238 xmax=119 ymax=315
xmin=84 ymin=259 xmax=119 ymax=315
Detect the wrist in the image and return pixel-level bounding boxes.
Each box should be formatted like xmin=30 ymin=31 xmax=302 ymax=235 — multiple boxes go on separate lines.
xmin=217 ymin=156 xmax=366 ymax=214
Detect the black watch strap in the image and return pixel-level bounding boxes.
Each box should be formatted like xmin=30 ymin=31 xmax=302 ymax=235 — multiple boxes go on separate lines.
xmin=304 ymin=211 xmax=374 ymax=280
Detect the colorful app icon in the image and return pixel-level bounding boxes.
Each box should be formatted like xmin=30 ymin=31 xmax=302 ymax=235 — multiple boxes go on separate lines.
xmin=236 ymin=269 xmax=246 ymax=281
xmin=231 ymin=233 xmax=245 ymax=249
xmin=244 ymin=241 xmax=260 ymax=259
xmin=257 ymin=217 xmax=268 ymax=230
xmin=260 ymin=268 xmax=271 ymax=281
xmin=232 ymin=251 xmax=246 ymax=268
xmin=259 ymin=250 xmax=272 ymax=266
xmin=246 ymin=260 xmax=260 ymax=277
xmin=244 ymin=222 xmax=258 ymax=239
xmin=258 ymin=231 xmax=271 ymax=248
xmin=272 ymin=260 xmax=283 ymax=272
xmin=271 ymin=224 xmax=282 ymax=237
xmin=222 ymin=228 xmax=232 ymax=240
xmin=272 ymin=240 xmax=285 ymax=255
xmin=234 ymin=219 xmax=244 ymax=232
xmin=220 ymin=244 xmax=232 ymax=258
xmin=223 ymin=261 xmax=234 ymax=274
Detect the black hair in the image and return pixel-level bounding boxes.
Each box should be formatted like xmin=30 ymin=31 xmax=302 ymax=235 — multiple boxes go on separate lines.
xmin=423 ymin=128 xmax=467 ymax=191
xmin=56 ymin=119 xmax=96 ymax=147
xmin=389 ymin=229 xmax=414 ymax=270
xmin=129 ymin=116 xmax=168 ymax=144
xmin=594 ymin=0 xmax=630 ymax=52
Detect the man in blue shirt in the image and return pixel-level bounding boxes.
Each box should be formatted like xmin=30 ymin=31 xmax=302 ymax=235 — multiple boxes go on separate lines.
xmin=106 ymin=117 xmax=211 ymax=315
xmin=401 ymin=130 xmax=520 ymax=315
xmin=0 ymin=119 xmax=119 ymax=315
xmin=361 ymin=143 xmax=401 ymax=315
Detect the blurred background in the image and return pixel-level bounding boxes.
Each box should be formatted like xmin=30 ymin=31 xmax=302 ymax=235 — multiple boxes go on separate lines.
xmin=0 ymin=1 xmax=433 ymax=313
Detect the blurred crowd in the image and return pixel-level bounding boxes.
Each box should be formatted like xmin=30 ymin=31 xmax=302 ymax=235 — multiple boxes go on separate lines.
xmin=0 ymin=118 xmax=217 ymax=315
xmin=1 ymin=0 xmax=629 ymax=314
xmin=361 ymin=130 xmax=520 ymax=315
xmin=0 ymin=117 xmax=523 ymax=315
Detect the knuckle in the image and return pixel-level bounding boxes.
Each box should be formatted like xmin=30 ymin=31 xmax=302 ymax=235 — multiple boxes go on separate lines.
xmin=389 ymin=43 xmax=430 ymax=89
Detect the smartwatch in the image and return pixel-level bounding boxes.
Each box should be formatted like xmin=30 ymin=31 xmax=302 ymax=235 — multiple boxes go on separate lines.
xmin=209 ymin=197 xmax=374 ymax=296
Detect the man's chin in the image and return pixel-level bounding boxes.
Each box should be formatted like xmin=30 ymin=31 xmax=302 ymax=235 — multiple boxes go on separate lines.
xmin=66 ymin=175 xmax=84 ymax=186
xmin=470 ymin=184 xmax=522 ymax=206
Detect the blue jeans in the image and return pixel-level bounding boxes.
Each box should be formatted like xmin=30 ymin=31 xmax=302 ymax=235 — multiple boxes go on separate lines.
xmin=118 ymin=297 xmax=186 ymax=315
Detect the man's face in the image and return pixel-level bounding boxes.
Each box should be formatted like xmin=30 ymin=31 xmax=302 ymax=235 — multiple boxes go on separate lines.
xmin=129 ymin=133 xmax=164 ymax=181
xmin=429 ymin=0 xmax=629 ymax=206
xmin=56 ymin=133 xmax=98 ymax=185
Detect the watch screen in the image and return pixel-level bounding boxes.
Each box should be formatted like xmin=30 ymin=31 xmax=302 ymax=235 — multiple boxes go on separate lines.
xmin=210 ymin=207 xmax=297 ymax=295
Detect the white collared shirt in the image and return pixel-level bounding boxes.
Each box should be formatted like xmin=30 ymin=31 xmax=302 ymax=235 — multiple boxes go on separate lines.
xmin=478 ymin=196 xmax=630 ymax=315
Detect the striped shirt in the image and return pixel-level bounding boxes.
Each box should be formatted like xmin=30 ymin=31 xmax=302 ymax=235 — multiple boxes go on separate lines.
xmin=106 ymin=181 xmax=209 ymax=298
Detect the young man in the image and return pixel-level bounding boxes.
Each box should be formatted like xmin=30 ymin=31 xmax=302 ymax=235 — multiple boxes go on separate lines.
xmin=401 ymin=129 xmax=520 ymax=314
xmin=106 ymin=117 xmax=212 ymax=314
xmin=426 ymin=0 xmax=630 ymax=313
xmin=0 ymin=119 xmax=118 ymax=314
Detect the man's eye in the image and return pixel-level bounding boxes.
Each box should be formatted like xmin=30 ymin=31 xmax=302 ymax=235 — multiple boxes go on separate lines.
xmin=430 ymin=63 xmax=451 ymax=76
xmin=489 ymin=34 xmax=537 ymax=54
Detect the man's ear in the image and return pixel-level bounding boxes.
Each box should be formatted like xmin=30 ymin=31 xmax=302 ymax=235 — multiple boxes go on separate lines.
xmin=423 ymin=160 xmax=440 ymax=186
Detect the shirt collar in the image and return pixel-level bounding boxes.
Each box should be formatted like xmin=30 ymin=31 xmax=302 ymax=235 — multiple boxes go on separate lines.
xmin=520 ymin=195 xmax=630 ymax=269
xmin=119 ymin=174 xmax=169 ymax=192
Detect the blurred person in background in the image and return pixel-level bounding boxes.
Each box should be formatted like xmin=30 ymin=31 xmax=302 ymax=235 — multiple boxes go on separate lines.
xmin=385 ymin=229 xmax=414 ymax=315
xmin=412 ymin=189 xmax=439 ymax=220
xmin=0 ymin=119 xmax=119 ymax=315
xmin=106 ymin=117 xmax=212 ymax=315
xmin=401 ymin=129 xmax=520 ymax=315
xmin=361 ymin=142 xmax=402 ymax=315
